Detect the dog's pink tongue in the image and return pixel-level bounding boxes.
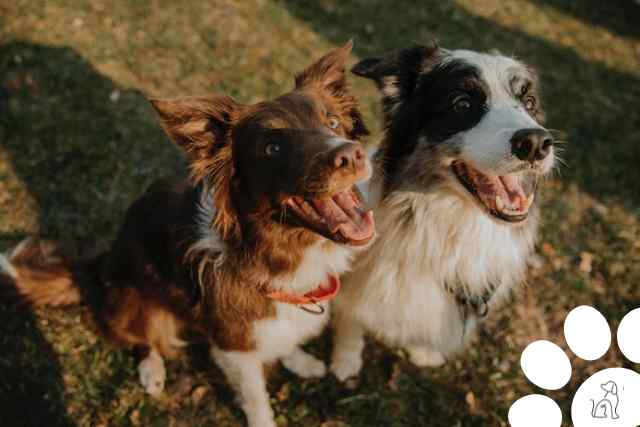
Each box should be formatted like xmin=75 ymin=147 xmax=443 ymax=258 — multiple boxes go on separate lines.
xmin=472 ymin=169 xmax=527 ymax=212
xmin=312 ymin=197 xmax=349 ymax=233
xmin=313 ymin=192 xmax=374 ymax=242
xmin=333 ymin=192 xmax=375 ymax=242
xmin=500 ymin=174 xmax=527 ymax=210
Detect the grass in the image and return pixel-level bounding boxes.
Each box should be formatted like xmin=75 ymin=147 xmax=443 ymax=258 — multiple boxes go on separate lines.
xmin=0 ymin=0 xmax=639 ymax=426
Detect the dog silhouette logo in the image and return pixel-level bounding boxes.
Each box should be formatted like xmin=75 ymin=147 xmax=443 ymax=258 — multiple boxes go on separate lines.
xmin=590 ymin=380 xmax=620 ymax=420
xmin=508 ymin=306 xmax=640 ymax=427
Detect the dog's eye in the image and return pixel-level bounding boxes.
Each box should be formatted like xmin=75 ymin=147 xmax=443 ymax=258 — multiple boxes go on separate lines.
xmin=328 ymin=116 xmax=341 ymax=130
xmin=264 ymin=142 xmax=281 ymax=156
xmin=523 ymin=95 xmax=537 ymax=112
xmin=452 ymin=95 xmax=472 ymax=113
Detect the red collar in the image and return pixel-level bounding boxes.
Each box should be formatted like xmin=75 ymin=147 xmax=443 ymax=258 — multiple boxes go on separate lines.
xmin=266 ymin=275 xmax=341 ymax=314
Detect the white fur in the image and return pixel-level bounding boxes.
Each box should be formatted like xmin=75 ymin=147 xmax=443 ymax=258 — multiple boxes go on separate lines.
xmin=281 ymin=346 xmax=327 ymax=378
xmin=332 ymin=50 xmax=549 ymax=380
xmin=451 ymin=50 xmax=554 ymax=175
xmin=138 ymin=349 xmax=166 ymax=397
xmin=270 ymin=239 xmax=353 ymax=294
xmin=188 ymin=186 xmax=227 ymax=256
xmin=214 ymin=284 xmax=335 ymax=426
xmin=406 ymin=345 xmax=446 ymax=367
xmin=333 ymin=186 xmax=534 ymax=366
xmin=356 ymin=146 xmax=385 ymax=210
xmin=211 ymin=348 xmax=276 ymax=427
xmin=0 ymin=238 xmax=32 ymax=280
xmin=0 ymin=254 xmax=18 ymax=279
xmin=213 ymin=299 xmax=332 ymax=426
xmin=195 ymin=191 xmax=355 ymax=426
xmin=381 ymin=76 xmax=400 ymax=98
xmin=327 ymin=136 xmax=350 ymax=148
xmin=253 ymin=300 xmax=330 ymax=362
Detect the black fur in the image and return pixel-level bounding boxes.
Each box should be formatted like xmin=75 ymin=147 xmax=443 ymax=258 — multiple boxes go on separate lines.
xmin=352 ymin=43 xmax=490 ymax=191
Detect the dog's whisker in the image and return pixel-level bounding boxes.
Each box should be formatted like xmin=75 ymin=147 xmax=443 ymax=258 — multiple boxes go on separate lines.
xmin=547 ymin=129 xmax=567 ymax=140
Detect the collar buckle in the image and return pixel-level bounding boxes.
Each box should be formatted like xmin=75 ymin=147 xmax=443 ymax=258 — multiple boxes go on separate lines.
xmin=298 ymin=300 xmax=325 ymax=315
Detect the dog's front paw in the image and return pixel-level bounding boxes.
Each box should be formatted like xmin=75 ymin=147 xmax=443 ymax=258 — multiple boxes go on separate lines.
xmin=248 ymin=417 xmax=277 ymax=427
xmin=138 ymin=352 xmax=166 ymax=396
xmin=281 ymin=350 xmax=327 ymax=378
xmin=245 ymin=407 xmax=277 ymax=427
xmin=330 ymin=353 xmax=363 ymax=381
xmin=406 ymin=346 xmax=446 ymax=368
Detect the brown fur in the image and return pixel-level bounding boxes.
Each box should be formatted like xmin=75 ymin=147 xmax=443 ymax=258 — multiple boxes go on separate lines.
xmin=295 ymin=41 xmax=368 ymax=141
xmin=151 ymin=96 xmax=242 ymax=242
xmin=1 ymin=42 xmax=369 ymax=357
xmin=2 ymin=239 xmax=79 ymax=306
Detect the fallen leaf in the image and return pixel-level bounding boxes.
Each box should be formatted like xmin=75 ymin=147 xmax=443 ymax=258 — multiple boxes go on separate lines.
xmin=129 ymin=409 xmax=140 ymax=427
xmin=465 ymin=391 xmax=479 ymax=415
xmin=541 ymin=242 xmax=556 ymax=257
xmin=387 ymin=361 xmax=402 ymax=391
xmin=579 ymin=251 xmax=594 ymax=273
xmin=276 ymin=382 xmax=290 ymax=402
xmin=191 ymin=385 xmax=208 ymax=406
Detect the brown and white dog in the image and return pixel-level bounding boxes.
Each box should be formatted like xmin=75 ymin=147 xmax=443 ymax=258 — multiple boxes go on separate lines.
xmin=0 ymin=42 xmax=374 ymax=427
xmin=331 ymin=43 xmax=557 ymax=380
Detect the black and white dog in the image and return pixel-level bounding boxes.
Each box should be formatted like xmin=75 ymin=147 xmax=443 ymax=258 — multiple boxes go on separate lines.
xmin=330 ymin=42 xmax=557 ymax=379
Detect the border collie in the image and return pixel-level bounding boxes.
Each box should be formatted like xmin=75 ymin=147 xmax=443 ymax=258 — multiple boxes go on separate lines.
xmin=1 ymin=42 xmax=375 ymax=427
xmin=330 ymin=42 xmax=557 ymax=380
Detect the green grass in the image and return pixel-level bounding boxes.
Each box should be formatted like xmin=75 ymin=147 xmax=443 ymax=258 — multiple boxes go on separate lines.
xmin=0 ymin=0 xmax=639 ymax=426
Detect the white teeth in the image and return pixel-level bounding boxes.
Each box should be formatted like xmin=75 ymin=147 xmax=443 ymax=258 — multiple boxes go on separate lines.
xmin=526 ymin=193 xmax=535 ymax=208
xmin=495 ymin=196 xmax=504 ymax=211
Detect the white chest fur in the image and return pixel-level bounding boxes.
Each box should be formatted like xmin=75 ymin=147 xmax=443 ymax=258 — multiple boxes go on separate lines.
xmin=194 ymin=194 xmax=353 ymax=361
xmin=253 ymin=302 xmax=330 ymax=362
xmin=269 ymin=240 xmax=353 ymax=294
xmin=337 ymin=187 xmax=537 ymax=354
xmin=254 ymin=240 xmax=353 ymax=362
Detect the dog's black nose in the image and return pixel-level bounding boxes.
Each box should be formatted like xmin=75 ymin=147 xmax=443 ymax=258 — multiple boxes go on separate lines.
xmin=510 ymin=128 xmax=554 ymax=162
xmin=331 ymin=142 xmax=366 ymax=173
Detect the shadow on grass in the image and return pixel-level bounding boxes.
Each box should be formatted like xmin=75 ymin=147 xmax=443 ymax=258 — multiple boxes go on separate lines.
xmin=0 ymin=41 xmax=182 ymax=241
xmin=280 ymin=0 xmax=640 ymax=211
xmin=0 ymin=41 xmax=183 ymax=426
xmin=0 ymin=301 xmax=73 ymax=427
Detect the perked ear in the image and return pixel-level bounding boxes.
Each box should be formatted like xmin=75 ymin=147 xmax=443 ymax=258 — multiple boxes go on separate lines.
xmin=294 ymin=41 xmax=370 ymax=140
xmin=295 ymin=40 xmax=353 ymax=94
xmin=351 ymin=41 xmax=441 ymax=99
xmin=150 ymin=96 xmax=243 ymax=242
xmin=350 ymin=57 xmax=384 ymax=79
xmin=150 ymin=95 xmax=241 ymax=161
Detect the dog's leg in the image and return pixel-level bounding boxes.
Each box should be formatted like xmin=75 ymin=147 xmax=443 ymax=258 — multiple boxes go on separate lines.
xmin=281 ymin=347 xmax=326 ymax=378
xmin=138 ymin=348 xmax=166 ymax=396
xmin=405 ymin=345 xmax=445 ymax=368
xmin=330 ymin=312 xmax=366 ymax=381
xmin=211 ymin=348 xmax=276 ymax=427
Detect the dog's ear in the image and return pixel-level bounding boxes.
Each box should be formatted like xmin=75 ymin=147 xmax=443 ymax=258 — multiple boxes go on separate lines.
xmin=150 ymin=95 xmax=241 ymax=162
xmin=295 ymin=41 xmax=370 ymax=140
xmin=295 ymin=40 xmax=353 ymax=95
xmin=352 ymin=41 xmax=441 ymax=100
xmin=150 ymin=96 xmax=244 ymax=242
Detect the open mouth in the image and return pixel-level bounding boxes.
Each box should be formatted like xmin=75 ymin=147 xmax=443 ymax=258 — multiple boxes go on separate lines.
xmin=451 ymin=161 xmax=536 ymax=223
xmin=285 ymin=189 xmax=375 ymax=246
